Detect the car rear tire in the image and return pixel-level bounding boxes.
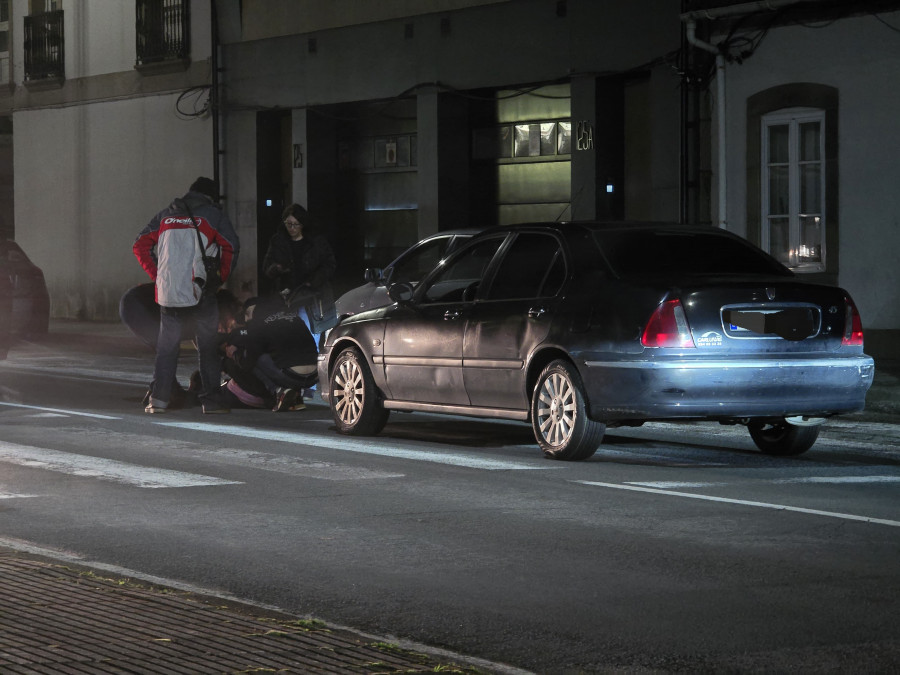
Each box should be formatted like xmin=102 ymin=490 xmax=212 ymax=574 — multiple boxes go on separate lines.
xmin=532 ymin=360 xmax=605 ymax=461
xmin=748 ymin=419 xmax=820 ymax=456
xmin=329 ymin=347 xmax=389 ymax=436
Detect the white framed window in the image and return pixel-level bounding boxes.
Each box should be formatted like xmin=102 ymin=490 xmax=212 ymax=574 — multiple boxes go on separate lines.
xmin=761 ymin=108 xmax=826 ymax=272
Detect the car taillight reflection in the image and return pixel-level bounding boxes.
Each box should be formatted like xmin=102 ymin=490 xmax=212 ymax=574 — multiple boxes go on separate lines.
xmin=641 ymin=299 xmax=696 ymax=348
xmin=842 ymin=297 xmax=864 ymax=346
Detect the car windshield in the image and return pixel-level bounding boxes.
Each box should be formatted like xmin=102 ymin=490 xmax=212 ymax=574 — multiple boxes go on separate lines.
xmin=390 ymin=236 xmax=453 ymax=285
xmin=593 ymin=229 xmax=791 ymax=278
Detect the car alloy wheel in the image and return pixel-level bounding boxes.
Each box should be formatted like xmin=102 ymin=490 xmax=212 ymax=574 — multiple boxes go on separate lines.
xmin=329 ymin=346 xmax=389 ymax=436
xmin=532 ymin=359 xmax=605 ymax=461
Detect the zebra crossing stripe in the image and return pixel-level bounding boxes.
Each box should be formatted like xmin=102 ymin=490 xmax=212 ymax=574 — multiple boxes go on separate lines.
xmin=0 ymin=441 xmax=242 ymax=489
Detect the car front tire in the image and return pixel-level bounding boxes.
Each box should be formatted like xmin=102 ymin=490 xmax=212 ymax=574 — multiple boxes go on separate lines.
xmin=329 ymin=346 xmax=389 ymax=436
xmin=748 ymin=419 xmax=820 ymax=456
xmin=531 ymin=360 xmax=605 ymax=461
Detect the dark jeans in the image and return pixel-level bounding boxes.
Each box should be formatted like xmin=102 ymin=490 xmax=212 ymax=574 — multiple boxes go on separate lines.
xmin=252 ymin=353 xmax=317 ymax=394
xmin=150 ymin=295 xmax=220 ymax=406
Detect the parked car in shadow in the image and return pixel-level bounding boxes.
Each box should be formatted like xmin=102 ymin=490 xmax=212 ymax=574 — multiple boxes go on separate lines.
xmin=319 ymin=221 xmax=874 ymax=460
xmin=335 ymin=230 xmax=479 ymax=318
xmin=0 ymin=239 xmax=50 ymax=353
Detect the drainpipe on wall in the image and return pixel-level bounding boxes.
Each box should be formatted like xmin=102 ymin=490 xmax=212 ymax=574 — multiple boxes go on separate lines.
xmin=682 ymin=0 xmax=822 ymax=231
xmin=684 ymin=19 xmax=727 ymax=230
xmin=211 ymin=0 xmax=221 ymax=192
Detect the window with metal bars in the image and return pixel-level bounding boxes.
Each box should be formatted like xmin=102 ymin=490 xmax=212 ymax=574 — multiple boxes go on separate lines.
xmin=23 ymin=8 xmax=63 ymax=82
xmin=135 ymin=0 xmax=190 ymax=67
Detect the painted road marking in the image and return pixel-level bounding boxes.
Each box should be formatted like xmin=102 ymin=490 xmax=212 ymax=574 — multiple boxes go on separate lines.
xmin=0 ymin=442 xmax=242 ymax=489
xmin=0 ymin=401 xmax=120 ymax=420
xmin=627 ymin=481 xmax=723 ymax=489
xmin=776 ymin=475 xmax=900 ymax=484
xmin=158 ymin=422 xmax=556 ymax=471
xmin=630 ymin=476 xmax=900 ymax=489
xmin=184 ymin=447 xmax=404 ymax=481
xmin=575 ymin=480 xmax=900 ymax=528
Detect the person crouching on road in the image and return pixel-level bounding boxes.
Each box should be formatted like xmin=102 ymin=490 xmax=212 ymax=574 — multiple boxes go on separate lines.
xmin=219 ymin=294 xmax=318 ymax=412
xmin=133 ymin=177 xmax=240 ymax=414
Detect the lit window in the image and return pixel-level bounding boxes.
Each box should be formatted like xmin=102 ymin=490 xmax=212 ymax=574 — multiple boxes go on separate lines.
xmin=761 ymin=109 xmax=825 ymax=272
xmin=475 ymin=121 xmax=571 ymax=160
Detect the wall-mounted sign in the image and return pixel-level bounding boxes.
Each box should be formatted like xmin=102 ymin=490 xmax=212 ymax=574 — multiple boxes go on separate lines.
xmin=576 ymin=120 xmax=594 ymax=151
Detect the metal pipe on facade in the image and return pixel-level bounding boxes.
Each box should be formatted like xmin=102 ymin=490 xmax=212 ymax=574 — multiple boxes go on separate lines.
xmin=211 ymin=0 xmax=221 ymax=193
xmin=681 ymin=0 xmax=823 ymax=230
xmin=685 ymin=19 xmax=727 ymax=230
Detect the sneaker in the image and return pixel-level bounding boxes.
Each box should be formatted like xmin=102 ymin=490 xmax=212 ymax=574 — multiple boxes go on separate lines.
xmin=144 ymin=403 xmax=167 ymax=414
xmin=273 ymin=387 xmax=300 ymax=412
xmin=288 ymin=400 xmax=307 ymax=412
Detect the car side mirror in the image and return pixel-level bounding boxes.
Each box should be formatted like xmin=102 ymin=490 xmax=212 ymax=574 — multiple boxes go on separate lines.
xmin=364 ymin=267 xmax=383 ymax=283
xmin=388 ymin=281 xmax=415 ymax=305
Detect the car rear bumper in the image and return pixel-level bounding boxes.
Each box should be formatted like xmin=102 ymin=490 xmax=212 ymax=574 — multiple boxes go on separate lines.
xmin=581 ymin=355 xmax=875 ymax=421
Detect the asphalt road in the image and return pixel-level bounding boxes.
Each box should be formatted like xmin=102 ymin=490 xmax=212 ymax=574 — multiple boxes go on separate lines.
xmin=1 ymin=336 xmax=899 ymax=673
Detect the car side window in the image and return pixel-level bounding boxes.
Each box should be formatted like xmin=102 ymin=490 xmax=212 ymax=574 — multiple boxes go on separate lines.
xmin=421 ymin=236 xmax=505 ymax=304
xmin=485 ymin=233 xmax=565 ymax=300
xmin=390 ymin=237 xmax=452 ymax=285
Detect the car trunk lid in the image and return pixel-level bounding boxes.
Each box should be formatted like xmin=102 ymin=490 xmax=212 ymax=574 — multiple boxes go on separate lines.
xmin=674 ymin=278 xmax=852 ymax=353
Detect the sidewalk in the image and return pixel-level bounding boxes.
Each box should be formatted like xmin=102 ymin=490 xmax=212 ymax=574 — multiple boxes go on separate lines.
xmin=0 ymin=547 xmax=509 ymax=674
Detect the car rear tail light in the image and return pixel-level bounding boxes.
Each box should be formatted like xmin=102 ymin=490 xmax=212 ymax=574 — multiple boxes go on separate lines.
xmin=842 ymin=297 xmax=864 ymax=346
xmin=642 ymin=299 xmax=696 ymax=348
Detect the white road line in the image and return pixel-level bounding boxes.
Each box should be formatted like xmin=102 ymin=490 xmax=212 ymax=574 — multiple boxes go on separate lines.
xmin=0 ymin=363 xmax=148 ymax=385
xmin=159 ymin=421 xmax=555 ymax=471
xmin=776 ymin=475 xmax=900 ymax=484
xmin=186 ymin=447 xmax=404 ymax=481
xmin=0 ymin=401 xmax=120 ymax=420
xmin=574 ymin=480 xmax=900 ymax=528
xmin=627 ymin=481 xmax=723 ymax=489
xmin=0 ymin=442 xmax=242 ymax=489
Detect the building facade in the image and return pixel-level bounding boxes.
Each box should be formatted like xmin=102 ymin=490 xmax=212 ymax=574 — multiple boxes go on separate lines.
xmin=3 ymin=0 xmax=897 ymax=356
xmin=682 ymin=0 xmax=900 ymax=357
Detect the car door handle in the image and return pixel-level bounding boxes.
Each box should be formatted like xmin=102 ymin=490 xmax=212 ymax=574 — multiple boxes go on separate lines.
xmin=444 ymin=310 xmax=461 ymax=320
xmin=528 ymin=307 xmax=546 ymax=319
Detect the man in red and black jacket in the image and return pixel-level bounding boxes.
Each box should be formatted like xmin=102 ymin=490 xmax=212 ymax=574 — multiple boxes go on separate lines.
xmin=133 ymin=177 xmax=240 ymax=414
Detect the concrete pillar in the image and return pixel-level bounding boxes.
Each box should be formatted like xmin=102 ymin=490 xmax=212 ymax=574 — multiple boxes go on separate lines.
xmin=570 ymin=75 xmax=625 ymax=221
xmin=417 ymin=91 xmax=439 ymax=238
xmin=570 ymin=76 xmax=597 ymax=221
xmin=291 ymin=108 xmax=309 ymax=209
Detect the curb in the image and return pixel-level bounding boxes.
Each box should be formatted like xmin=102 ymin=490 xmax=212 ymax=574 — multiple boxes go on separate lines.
xmin=0 ymin=545 xmax=527 ymax=675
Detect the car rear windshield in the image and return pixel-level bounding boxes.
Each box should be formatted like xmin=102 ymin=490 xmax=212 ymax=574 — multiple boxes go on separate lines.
xmin=593 ymin=229 xmax=791 ymax=278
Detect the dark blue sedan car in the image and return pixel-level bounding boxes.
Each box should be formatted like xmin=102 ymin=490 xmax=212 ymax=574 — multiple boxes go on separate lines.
xmin=319 ymin=222 xmax=874 ymax=460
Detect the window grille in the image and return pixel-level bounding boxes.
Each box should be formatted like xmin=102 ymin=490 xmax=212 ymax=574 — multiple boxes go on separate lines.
xmin=23 ymin=9 xmax=63 ymax=82
xmin=136 ymin=0 xmax=190 ymax=66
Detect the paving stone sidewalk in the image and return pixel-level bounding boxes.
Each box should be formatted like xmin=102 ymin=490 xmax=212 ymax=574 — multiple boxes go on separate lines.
xmin=0 ymin=550 xmax=508 ymax=674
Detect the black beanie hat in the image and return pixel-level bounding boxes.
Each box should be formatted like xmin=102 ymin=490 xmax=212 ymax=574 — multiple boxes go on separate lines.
xmin=190 ymin=176 xmax=219 ymax=200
